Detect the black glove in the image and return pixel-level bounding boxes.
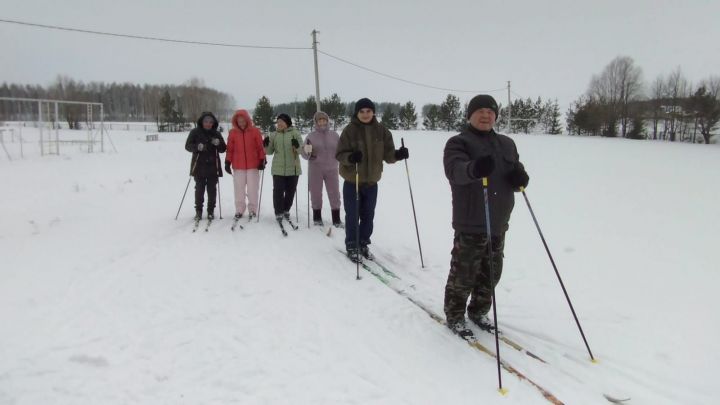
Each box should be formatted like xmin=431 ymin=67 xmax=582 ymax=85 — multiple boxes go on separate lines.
xmin=258 ymin=159 xmax=267 ymax=170
xmin=197 ymin=143 xmax=205 ymax=152
xmin=394 ymin=147 xmax=409 ymax=160
xmin=507 ymin=164 xmax=529 ymax=190
xmin=471 ymin=155 xmax=495 ymax=178
xmin=291 ymin=138 xmax=300 ymax=149
xmin=224 ymin=161 xmax=232 ymax=175
xmin=263 ymin=137 xmax=270 ymax=147
xmin=348 ymin=150 xmax=363 ymax=164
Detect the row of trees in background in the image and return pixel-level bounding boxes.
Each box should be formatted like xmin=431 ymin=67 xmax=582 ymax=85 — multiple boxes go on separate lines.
xmin=0 ymin=76 xmax=235 ymax=131
xmin=251 ymin=94 xmax=422 ymax=132
xmin=566 ymin=56 xmax=720 ymax=144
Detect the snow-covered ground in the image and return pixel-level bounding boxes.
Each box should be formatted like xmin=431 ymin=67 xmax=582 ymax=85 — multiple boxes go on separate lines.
xmin=1 ymin=127 xmax=718 ymax=404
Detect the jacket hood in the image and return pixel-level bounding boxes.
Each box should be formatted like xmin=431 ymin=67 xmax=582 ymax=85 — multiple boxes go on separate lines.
xmin=313 ymin=111 xmax=330 ymax=130
xmin=231 ymin=109 xmax=255 ymax=130
xmin=197 ymin=112 xmax=219 ymax=130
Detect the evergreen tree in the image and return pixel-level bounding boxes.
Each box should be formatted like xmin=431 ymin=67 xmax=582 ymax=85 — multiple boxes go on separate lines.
xmin=253 ymin=96 xmax=275 ymax=132
xmin=381 ymin=108 xmax=399 ymax=129
xmin=546 ymin=99 xmax=563 ymax=134
xmin=302 ymin=96 xmax=317 ymax=129
xmin=398 ymin=101 xmax=418 ymax=130
xmin=321 ymin=93 xmax=347 ymax=130
xmin=439 ymin=94 xmax=462 ymax=131
xmin=423 ymin=104 xmax=441 ymax=130
xmin=159 ymin=90 xmax=175 ymax=127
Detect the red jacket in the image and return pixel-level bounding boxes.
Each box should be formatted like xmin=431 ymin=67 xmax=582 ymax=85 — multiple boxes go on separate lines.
xmin=226 ymin=109 xmax=266 ymax=170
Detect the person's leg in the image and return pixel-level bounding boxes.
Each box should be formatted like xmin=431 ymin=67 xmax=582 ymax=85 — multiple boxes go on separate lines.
xmin=358 ymin=184 xmax=378 ymax=248
xmin=468 ymin=234 xmax=505 ymax=322
xmin=282 ymin=176 xmax=299 ymax=214
xmin=272 ymin=175 xmax=286 ymax=216
xmin=343 ymin=181 xmax=358 ymax=250
xmin=246 ymin=169 xmax=260 ymax=216
xmin=194 ymin=176 xmax=206 ymax=218
xmin=233 ymin=169 xmax=247 ymax=215
xmin=206 ymin=176 xmax=218 ymax=216
xmin=444 ymin=232 xmax=485 ymax=325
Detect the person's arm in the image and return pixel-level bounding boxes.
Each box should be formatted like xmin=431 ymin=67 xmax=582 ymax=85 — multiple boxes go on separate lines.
xmin=264 ymin=133 xmax=275 ymax=155
xmin=382 ymin=127 xmax=398 ymax=164
xmin=225 ymin=132 xmax=234 ymax=163
xmin=215 ymin=133 xmax=227 ymax=153
xmin=443 ymin=136 xmax=475 ymax=186
xmin=335 ymin=128 xmax=354 ymax=165
xmin=185 ymin=130 xmax=197 ymax=153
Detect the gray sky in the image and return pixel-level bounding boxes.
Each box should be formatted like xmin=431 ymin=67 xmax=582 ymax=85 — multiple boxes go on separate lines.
xmin=1 ymin=0 xmax=719 ymax=113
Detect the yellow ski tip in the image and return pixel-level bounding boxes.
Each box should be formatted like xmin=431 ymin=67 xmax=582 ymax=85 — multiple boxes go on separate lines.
xmin=498 ymin=388 xmax=509 ymax=396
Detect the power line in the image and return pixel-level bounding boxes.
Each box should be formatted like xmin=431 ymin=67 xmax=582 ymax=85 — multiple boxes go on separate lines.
xmin=0 ymin=18 xmax=311 ymax=50
xmin=2 ymin=18 xmax=509 ymax=94
xmin=318 ymin=50 xmax=507 ymax=94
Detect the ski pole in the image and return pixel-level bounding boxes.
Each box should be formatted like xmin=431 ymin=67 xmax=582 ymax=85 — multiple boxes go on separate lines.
xmin=175 ymin=177 xmax=192 ymax=220
xmin=355 ymin=162 xmax=360 ymax=281
xmin=257 ymin=167 xmax=265 ymax=223
xmin=217 ymin=178 xmax=222 ymax=219
xmin=216 ymin=148 xmax=222 ymax=219
xmin=306 ymin=139 xmax=311 ymax=228
xmin=175 ymin=157 xmax=199 ymax=220
xmin=401 ymin=138 xmax=424 ymax=268
xmin=521 ymin=188 xmax=596 ymax=362
xmin=481 ymin=177 xmax=506 ymax=395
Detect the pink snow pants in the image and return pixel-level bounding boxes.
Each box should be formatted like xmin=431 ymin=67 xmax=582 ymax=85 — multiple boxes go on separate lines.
xmin=232 ymin=169 xmax=260 ymax=215
xmin=308 ymin=165 xmax=341 ymax=210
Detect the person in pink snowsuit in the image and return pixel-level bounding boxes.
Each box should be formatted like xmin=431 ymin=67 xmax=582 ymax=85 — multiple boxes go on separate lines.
xmin=225 ymin=109 xmax=266 ymax=220
xmin=301 ymin=111 xmax=343 ymax=227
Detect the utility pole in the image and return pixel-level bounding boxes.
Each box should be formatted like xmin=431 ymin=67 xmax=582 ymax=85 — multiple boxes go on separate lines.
xmin=507 ymin=81 xmax=512 ymax=134
xmin=311 ymin=30 xmax=321 ymax=112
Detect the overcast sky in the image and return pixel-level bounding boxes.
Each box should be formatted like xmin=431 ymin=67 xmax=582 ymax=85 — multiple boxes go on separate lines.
xmin=1 ymin=0 xmax=719 ymax=113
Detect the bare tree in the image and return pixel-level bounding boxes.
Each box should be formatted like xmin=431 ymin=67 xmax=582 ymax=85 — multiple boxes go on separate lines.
xmin=587 ymin=56 xmax=644 ymax=137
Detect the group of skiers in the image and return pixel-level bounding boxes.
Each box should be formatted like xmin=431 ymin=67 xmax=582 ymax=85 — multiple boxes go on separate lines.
xmin=184 ymin=94 xmax=530 ymax=339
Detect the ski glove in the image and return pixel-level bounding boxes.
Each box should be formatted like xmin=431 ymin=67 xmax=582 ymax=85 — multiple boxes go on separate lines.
xmin=211 ymin=138 xmax=221 ymax=146
xmin=394 ymin=146 xmax=409 ymax=160
xmin=291 ymin=138 xmax=300 ymax=149
xmin=258 ymin=159 xmax=267 ymax=170
xmin=507 ymin=163 xmax=529 ymax=190
xmin=197 ymin=143 xmax=205 ymax=152
xmin=263 ymin=137 xmax=270 ymax=147
xmin=471 ymin=155 xmax=494 ymax=178
xmin=348 ymin=150 xmax=363 ymax=164
xmin=224 ymin=161 xmax=232 ymax=175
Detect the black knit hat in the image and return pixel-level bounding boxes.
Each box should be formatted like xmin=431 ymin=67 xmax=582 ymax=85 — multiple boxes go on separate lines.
xmin=467 ymin=95 xmax=499 ymax=119
xmin=354 ymin=98 xmax=375 ymax=116
xmin=276 ymin=113 xmax=292 ymax=127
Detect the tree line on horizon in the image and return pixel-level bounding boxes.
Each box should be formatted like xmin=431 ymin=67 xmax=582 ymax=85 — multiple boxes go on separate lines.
xmin=566 ymin=56 xmax=719 ymax=144
xmin=2 ymin=63 xmax=717 ymax=143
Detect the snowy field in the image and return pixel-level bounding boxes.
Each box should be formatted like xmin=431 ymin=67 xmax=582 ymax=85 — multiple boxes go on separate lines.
xmin=1 ymin=127 xmax=718 ymax=404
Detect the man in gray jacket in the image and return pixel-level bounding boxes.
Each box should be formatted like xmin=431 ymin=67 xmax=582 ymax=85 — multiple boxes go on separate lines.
xmin=443 ymin=94 xmax=529 ymax=338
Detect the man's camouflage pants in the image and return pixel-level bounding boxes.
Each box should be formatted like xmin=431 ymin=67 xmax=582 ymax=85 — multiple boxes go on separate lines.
xmin=444 ymin=231 xmax=505 ymax=325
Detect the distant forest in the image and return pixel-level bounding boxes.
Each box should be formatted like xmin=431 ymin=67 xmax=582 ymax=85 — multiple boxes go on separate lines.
xmin=2 ymin=56 xmax=718 ymax=144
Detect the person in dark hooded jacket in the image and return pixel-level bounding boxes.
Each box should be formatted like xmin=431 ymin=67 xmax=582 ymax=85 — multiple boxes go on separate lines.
xmin=185 ymin=112 xmax=227 ymax=220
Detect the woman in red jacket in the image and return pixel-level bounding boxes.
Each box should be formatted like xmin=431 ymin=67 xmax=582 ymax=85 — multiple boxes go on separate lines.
xmin=225 ymin=109 xmax=267 ymax=220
